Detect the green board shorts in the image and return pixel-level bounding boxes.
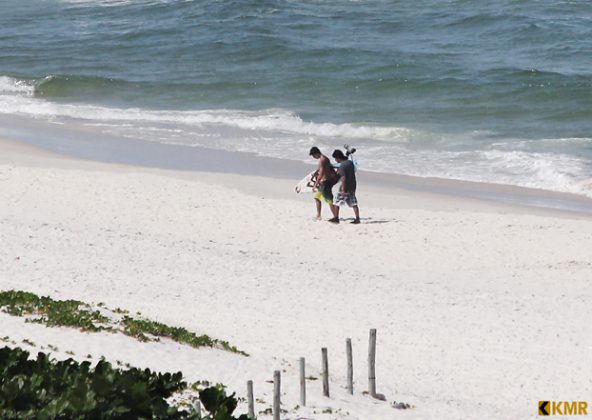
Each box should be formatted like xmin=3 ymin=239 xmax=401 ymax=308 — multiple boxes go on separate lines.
xmin=314 ymin=181 xmax=334 ymax=204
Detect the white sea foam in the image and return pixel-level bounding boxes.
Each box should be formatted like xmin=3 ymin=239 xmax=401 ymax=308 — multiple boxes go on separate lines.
xmin=56 ymin=0 xmax=135 ymax=6
xmin=0 ymin=92 xmax=411 ymax=141
xmin=479 ymin=150 xmax=589 ymax=194
xmin=0 ymin=76 xmax=35 ymax=96
xmin=1 ymin=90 xmax=591 ymax=199
xmin=325 ymin=140 xmax=592 ymax=199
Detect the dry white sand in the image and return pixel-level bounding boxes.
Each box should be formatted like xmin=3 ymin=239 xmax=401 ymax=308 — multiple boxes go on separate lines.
xmin=1 ymin=138 xmax=592 ymax=419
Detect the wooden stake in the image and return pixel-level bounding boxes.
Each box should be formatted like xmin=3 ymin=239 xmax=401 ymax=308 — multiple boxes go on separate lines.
xmin=368 ymin=328 xmax=377 ymax=398
xmin=322 ymin=347 xmax=330 ymax=397
xmin=273 ymin=370 xmax=281 ymax=420
xmin=299 ymin=357 xmax=306 ymax=406
xmin=247 ymin=380 xmax=255 ymax=419
xmin=346 ymin=338 xmax=353 ymax=395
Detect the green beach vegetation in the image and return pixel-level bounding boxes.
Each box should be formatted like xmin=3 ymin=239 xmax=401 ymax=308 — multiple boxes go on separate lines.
xmin=0 ymin=346 xmax=248 ymax=419
xmin=0 ymin=290 xmax=246 ymax=356
xmin=0 ymin=290 xmax=251 ymax=418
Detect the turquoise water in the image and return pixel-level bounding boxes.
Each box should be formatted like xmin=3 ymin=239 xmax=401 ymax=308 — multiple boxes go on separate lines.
xmin=1 ymin=0 xmax=592 ymax=197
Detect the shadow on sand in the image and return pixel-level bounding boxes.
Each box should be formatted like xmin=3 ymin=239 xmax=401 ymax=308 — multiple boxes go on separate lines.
xmin=347 ymin=217 xmax=397 ymax=224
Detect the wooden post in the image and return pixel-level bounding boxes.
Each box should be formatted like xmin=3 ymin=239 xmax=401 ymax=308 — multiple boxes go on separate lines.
xmin=273 ymin=370 xmax=281 ymax=420
xmin=346 ymin=338 xmax=353 ymax=395
xmin=247 ymin=380 xmax=255 ymax=419
xmin=322 ymin=347 xmax=329 ymax=397
xmin=299 ymin=357 xmax=306 ymax=406
xmin=368 ymin=328 xmax=377 ymax=398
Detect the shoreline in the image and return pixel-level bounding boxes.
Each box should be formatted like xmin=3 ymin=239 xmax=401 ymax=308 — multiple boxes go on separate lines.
xmin=1 ymin=134 xmax=590 ymax=221
xmin=1 ymin=114 xmax=591 ymax=217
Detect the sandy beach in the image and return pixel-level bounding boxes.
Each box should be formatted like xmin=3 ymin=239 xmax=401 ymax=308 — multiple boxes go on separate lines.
xmin=1 ymin=136 xmax=592 ymax=419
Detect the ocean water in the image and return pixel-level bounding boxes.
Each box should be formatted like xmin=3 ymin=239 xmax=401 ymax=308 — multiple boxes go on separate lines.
xmin=1 ymin=0 xmax=592 ymax=198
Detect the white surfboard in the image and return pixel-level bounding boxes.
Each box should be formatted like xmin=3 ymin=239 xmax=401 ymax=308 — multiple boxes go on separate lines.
xmin=294 ymin=170 xmax=318 ymax=193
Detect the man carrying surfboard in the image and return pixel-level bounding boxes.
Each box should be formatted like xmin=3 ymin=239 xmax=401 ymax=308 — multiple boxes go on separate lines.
xmin=309 ymin=146 xmax=339 ymax=222
xmin=331 ymin=149 xmax=360 ymax=224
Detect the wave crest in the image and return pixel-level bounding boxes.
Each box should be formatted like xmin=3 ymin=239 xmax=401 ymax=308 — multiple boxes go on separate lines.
xmin=0 ymin=76 xmax=35 ymax=96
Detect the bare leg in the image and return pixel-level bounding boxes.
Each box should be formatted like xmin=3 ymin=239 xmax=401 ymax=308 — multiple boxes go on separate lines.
xmin=351 ymin=205 xmax=360 ymax=224
xmin=331 ymin=203 xmax=339 ymax=218
xmin=327 ymin=203 xmax=340 ymax=223
xmin=314 ymin=198 xmax=322 ymax=220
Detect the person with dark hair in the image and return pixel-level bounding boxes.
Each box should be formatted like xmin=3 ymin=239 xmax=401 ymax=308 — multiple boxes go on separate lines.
xmin=332 ymin=149 xmax=360 ymax=224
xmin=309 ymin=146 xmax=339 ymax=222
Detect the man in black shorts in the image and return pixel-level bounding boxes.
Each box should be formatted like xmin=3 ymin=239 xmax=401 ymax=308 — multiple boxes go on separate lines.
xmin=331 ymin=149 xmax=360 ymax=224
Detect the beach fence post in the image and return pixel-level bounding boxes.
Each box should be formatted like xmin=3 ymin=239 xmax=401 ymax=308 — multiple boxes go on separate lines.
xmin=322 ymin=347 xmax=330 ymax=397
xmin=368 ymin=328 xmax=377 ymax=398
xmin=299 ymin=357 xmax=306 ymax=406
xmin=346 ymin=338 xmax=353 ymax=395
xmin=247 ymin=380 xmax=255 ymax=419
xmin=273 ymin=370 xmax=281 ymax=420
